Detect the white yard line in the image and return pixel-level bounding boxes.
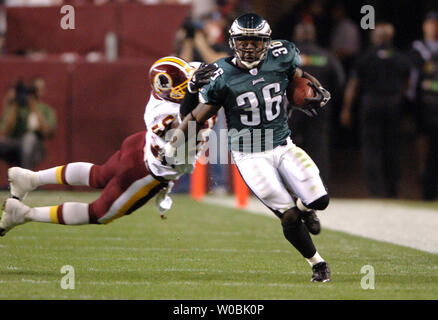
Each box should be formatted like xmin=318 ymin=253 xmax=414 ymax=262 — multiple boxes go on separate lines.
xmin=203 ymin=196 xmax=438 ymax=254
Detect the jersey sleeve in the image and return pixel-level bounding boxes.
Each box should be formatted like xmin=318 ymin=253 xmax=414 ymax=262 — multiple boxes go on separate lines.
xmin=199 ymin=67 xmax=226 ymax=106
xmin=285 ymin=40 xmax=302 ymax=68
xmin=272 ymin=40 xmax=302 ymax=79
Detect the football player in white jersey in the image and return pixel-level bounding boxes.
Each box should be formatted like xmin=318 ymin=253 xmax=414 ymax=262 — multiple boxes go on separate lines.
xmin=144 ymin=57 xmax=217 ymax=212
xmin=0 ymin=56 xmax=217 ymax=236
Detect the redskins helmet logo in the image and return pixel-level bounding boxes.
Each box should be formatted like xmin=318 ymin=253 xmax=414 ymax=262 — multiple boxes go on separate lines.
xmin=153 ymin=72 xmax=173 ymax=94
xmin=149 ymin=56 xmax=194 ymax=102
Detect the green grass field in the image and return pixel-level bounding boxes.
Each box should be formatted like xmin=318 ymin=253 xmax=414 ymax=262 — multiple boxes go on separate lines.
xmin=0 ymin=191 xmax=437 ymax=300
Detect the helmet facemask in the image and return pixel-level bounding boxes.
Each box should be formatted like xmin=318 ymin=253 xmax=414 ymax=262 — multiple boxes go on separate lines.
xmin=169 ymin=78 xmax=189 ymax=101
xmin=228 ymin=13 xmax=272 ymax=69
xmin=230 ymin=35 xmax=271 ymax=69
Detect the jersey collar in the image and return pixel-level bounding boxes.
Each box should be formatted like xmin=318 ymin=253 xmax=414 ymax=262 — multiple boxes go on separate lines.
xmin=230 ymin=57 xmax=265 ymax=75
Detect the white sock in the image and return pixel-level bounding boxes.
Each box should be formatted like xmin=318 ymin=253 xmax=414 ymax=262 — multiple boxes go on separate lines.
xmin=296 ymin=198 xmax=312 ymax=212
xmin=37 ymin=162 xmax=93 ymax=186
xmin=37 ymin=167 xmax=62 ymax=185
xmin=27 ymin=206 xmax=53 ymax=223
xmin=27 ymin=202 xmax=90 ymax=225
xmin=306 ymin=251 xmax=324 ymax=266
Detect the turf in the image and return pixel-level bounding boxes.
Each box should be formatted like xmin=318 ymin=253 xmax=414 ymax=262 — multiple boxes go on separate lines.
xmin=0 ymin=191 xmax=437 ymax=300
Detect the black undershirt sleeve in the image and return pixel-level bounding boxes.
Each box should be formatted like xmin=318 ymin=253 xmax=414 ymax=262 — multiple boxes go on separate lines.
xmin=180 ymin=91 xmax=199 ymax=118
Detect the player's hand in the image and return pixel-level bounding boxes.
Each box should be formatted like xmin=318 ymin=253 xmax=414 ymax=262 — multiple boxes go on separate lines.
xmin=155 ymin=182 xmax=174 ymax=219
xmin=158 ymin=142 xmax=177 ymax=166
xmin=187 ymin=63 xmax=218 ymax=94
xmin=301 ymin=82 xmax=331 ymax=117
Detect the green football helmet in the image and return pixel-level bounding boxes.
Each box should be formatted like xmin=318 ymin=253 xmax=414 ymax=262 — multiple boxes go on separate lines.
xmin=229 ymin=13 xmax=272 ymax=69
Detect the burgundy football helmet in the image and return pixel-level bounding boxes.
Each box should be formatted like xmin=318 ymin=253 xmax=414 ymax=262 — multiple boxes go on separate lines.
xmin=149 ymin=56 xmax=194 ymax=103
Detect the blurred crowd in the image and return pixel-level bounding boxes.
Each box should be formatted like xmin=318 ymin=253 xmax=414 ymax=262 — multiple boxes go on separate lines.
xmin=0 ymin=78 xmax=56 ymax=171
xmin=0 ymin=0 xmax=437 ymax=200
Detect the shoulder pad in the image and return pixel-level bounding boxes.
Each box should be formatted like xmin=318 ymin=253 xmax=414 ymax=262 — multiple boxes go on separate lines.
xmin=268 ymin=40 xmax=301 ymax=70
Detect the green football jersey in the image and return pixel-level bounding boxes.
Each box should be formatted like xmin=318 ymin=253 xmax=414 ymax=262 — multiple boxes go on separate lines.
xmin=200 ymin=39 xmax=301 ymax=152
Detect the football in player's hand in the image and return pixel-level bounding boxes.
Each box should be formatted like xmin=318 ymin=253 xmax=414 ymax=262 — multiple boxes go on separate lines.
xmin=287 ymin=78 xmax=315 ymax=108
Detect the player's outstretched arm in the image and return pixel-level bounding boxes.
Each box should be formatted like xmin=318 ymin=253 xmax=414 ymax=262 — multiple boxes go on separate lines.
xmin=162 ymin=103 xmax=220 ymax=159
xmin=180 ymin=63 xmax=218 ymax=118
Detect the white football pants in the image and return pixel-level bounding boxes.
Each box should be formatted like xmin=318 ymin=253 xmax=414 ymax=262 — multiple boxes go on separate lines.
xmin=231 ymin=137 xmax=327 ymax=215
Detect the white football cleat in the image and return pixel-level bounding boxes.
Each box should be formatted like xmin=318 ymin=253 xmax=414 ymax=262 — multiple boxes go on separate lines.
xmin=8 ymin=167 xmax=38 ymax=200
xmin=0 ymin=198 xmax=31 ymax=236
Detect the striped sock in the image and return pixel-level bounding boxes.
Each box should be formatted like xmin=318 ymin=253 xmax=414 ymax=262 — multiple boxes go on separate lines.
xmin=37 ymin=162 xmax=94 ymax=186
xmin=28 ymin=202 xmax=90 ymax=225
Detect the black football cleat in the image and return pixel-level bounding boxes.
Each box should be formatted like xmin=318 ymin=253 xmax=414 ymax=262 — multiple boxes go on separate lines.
xmin=301 ymin=210 xmax=321 ymax=235
xmin=311 ymin=261 xmax=330 ymax=282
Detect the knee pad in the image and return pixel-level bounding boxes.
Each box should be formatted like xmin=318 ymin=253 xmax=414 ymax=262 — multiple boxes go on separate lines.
xmin=307 ymin=194 xmax=329 ymax=211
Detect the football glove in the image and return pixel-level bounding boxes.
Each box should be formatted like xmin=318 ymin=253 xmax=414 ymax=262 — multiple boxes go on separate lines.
xmin=158 ymin=142 xmax=177 ymax=166
xmin=155 ymin=181 xmax=174 ymax=219
xmin=187 ymin=63 xmax=218 ymax=94
xmin=300 ymin=82 xmax=331 ymax=117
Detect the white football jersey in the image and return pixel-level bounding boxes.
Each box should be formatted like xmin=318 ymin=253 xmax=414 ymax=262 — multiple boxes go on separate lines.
xmin=143 ymin=61 xmax=216 ymax=181
xmin=143 ymin=94 xmax=189 ymax=180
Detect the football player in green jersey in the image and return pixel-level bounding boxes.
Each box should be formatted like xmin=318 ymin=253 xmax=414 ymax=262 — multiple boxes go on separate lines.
xmin=164 ymin=13 xmax=331 ymax=282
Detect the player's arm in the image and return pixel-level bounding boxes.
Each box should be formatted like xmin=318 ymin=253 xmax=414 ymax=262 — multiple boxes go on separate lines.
xmin=180 ymin=102 xmax=219 ymax=142
xmin=295 ymin=67 xmax=322 ymax=87
xmin=180 ymin=63 xmax=218 ymax=118
xmin=180 ymin=91 xmax=199 ymax=118
xmin=162 ymin=102 xmax=220 ymax=160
